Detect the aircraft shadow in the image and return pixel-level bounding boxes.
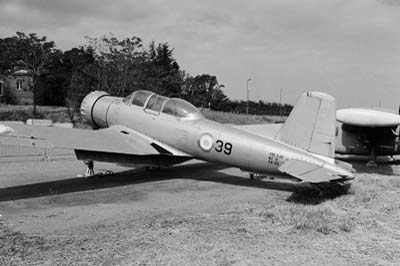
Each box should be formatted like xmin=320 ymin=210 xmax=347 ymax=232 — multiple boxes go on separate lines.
xmin=0 ymin=162 xmax=344 ymax=203
xmin=286 ymin=183 xmax=351 ymax=205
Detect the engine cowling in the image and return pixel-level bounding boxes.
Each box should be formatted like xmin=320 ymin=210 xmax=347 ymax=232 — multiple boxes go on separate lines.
xmin=80 ymin=91 xmax=121 ymax=128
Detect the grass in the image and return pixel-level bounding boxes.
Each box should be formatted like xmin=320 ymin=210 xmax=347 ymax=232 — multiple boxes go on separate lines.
xmin=201 ymin=109 xmax=286 ymax=124
xmin=1 ymin=172 xmax=400 ymax=265
xmin=0 ymin=105 xmax=72 ymax=123
xmin=256 ymin=203 xmax=356 ymax=234
xmin=0 ymin=222 xmax=47 ymax=266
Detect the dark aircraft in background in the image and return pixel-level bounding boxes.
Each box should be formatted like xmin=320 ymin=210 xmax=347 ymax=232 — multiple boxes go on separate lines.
xmin=335 ymin=108 xmax=400 ymax=165
xmin=239 ymin=107 xmax=400 ymax=166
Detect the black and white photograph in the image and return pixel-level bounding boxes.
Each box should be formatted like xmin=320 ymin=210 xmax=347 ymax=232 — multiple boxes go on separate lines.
xmin=0 ymin=0 xmax=400 ymax=265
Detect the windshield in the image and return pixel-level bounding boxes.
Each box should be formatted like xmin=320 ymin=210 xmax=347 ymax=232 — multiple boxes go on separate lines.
xmin=121 ymin=91 xmax=203 ymax=119
xmin=145 ymin=95 xmax=168 ymax=112
xmin=122 ymin=93 xmax=133 ymax=104
xmin=131 ymin=91 xmax=153 ymax=107
xmin=162 ymin=98 xmax=204 ymax=119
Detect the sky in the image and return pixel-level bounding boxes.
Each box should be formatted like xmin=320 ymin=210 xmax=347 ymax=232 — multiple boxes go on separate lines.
xmin=0 ymin=0 xmax=399 ymax=109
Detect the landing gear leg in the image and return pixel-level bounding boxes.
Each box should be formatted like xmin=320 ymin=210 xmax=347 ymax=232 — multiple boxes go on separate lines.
xmin=366 ymin=144 xmax=377 ymax=167
xmin=249 ymin=173 xmax=266 ymax=180
xmin=84 ymin=160 xmax=95 ymax=177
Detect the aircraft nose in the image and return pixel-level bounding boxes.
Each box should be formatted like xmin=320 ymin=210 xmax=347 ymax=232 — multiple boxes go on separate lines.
xmin=80 ymin=91 xmax=109 ymax=127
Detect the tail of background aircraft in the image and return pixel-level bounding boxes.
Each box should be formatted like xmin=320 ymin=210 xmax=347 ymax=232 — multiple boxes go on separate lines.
xmin=275 ymin=91 xmax=336 ymax=159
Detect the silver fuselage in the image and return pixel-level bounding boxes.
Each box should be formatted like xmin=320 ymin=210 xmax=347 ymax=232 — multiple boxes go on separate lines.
xmin=95 ymin=98 xmax=347 ymax=179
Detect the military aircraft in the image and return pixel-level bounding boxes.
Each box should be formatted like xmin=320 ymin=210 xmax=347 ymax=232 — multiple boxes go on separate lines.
xmin=335 ymin=108 xmax=400 ymax=165
xmin=238 ymin=107 xmax=400 ymax=166
xmin=0 ymin=90 xmax=354 ymax=191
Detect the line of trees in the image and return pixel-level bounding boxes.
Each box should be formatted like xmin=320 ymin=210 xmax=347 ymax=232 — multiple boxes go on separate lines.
xmin=0 ymin=32 xmax=292 ymax=116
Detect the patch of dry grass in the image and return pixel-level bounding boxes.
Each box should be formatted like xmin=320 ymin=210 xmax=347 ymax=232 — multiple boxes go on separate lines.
xmin=0 ymin=105 xmax=71 ymax=123
xmin=2 ymin=185 xmax=400 ymax=266
xmin=256 ymin=203 xmax=356 ymax=234
xmin=2 ymin=171 xmax=400 ymax=265
xmin=0 ymin=222 xmax=48 ymax=266
xmin=0 ymin=105 xmax=92 ymax=129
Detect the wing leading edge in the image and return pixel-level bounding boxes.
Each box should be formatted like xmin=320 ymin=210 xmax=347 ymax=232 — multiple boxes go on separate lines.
xmin=0 ymin=122 xmax=192 ymax=166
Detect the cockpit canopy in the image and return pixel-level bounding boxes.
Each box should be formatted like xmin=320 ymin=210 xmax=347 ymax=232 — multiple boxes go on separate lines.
xmin=123 ymin=90 xmax=204 ymax=119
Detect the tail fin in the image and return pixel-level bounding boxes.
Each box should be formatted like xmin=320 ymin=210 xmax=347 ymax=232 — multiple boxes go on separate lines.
xmin=274 ymin=91 xmax=336 ymax=158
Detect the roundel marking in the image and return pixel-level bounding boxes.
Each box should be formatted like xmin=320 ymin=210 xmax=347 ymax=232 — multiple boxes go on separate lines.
xmin=198 ymin=133 xmax=213 ymax=151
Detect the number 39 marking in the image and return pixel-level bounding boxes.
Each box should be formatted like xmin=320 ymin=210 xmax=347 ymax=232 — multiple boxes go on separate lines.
xmin=215 ymin=140 xmax=232 ymax=155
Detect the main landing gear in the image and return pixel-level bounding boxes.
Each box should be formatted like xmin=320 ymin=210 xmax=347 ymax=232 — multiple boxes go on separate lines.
xmin=84 ymin=160 xmax=95 ymax=177
xmin=81 ymin=160 xmax=114 ymax=178
xmin=366 ymin=143 xmax=377 ymax=167
xmin=248 ymin=172 xmax=273 ymax=180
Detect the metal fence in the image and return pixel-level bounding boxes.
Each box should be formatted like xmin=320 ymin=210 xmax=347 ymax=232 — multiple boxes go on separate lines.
xmin=0 ymin=144 xmax=74 ymax=162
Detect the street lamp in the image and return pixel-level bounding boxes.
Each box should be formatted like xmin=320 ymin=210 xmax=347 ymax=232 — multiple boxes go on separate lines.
xmin=279 ymin=88 xmax=283 ymax=118
xmin=246 ymin=78 xmax=251 ymax=114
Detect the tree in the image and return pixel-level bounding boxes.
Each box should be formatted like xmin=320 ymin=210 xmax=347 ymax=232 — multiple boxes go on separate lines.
xmin=137 ymin=42 xmax=182 ymax=96
xmin=86 ymin=36 xmax=183 ymax=98
xmin=86 ymin=35 xmax=144 ymax=96
xmin=182 ymin=74 xmax=226 ymax=109
xmin=210 ymin=86 xmax=229 ymax=110
xmin=39 ymin=46 xmax=97 ymax=123
xmin=37 ymin=49 xmax=64 ymax=106
xmin=0 ymin=32 xmax=56 ymax=113
xmin=1 ymin=86 xmax=17 ymax=104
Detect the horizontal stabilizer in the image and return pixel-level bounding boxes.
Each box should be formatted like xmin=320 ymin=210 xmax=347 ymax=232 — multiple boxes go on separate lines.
xmin=279 ymin=159 xmax=353 ymax=183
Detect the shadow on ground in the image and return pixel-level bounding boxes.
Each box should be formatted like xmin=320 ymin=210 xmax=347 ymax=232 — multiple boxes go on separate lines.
xmin=286 ymin=182 xmax=351 ymax=204
xmin=0 ymin=162 xmax=348 ymax=203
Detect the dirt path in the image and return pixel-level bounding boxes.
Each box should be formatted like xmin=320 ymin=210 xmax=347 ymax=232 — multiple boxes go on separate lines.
xmin=0 ymin=155 xmax=295 ymax=234
xmin=1 ymin=155 xmax=400 ymax=265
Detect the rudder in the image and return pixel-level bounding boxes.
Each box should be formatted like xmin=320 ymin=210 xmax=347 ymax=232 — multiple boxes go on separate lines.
xmin=274 ymin=91 xmax=336 ymax=158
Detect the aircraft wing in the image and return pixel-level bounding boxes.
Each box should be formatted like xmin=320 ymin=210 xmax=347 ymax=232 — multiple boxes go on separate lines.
xmin=278 ymin=159 xmax=352 ymax=183
xmin=0 ymin=122 xmax=192 ymax=166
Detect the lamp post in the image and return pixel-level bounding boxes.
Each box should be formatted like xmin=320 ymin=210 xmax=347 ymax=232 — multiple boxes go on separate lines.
xmin=279 ymin=88 xmax=283 ymax=118
xmin=246 ymin=78 xmax=251 ymax=114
